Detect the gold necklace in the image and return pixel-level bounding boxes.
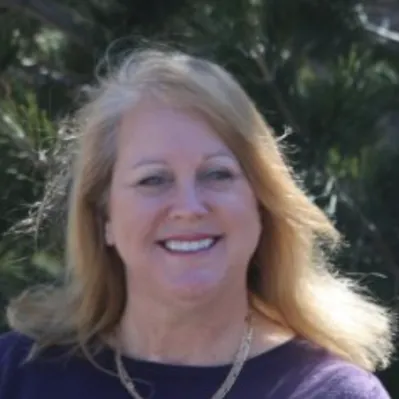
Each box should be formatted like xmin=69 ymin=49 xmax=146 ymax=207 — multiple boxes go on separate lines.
xmin=114 ymin=315 xmax=254 ymax=399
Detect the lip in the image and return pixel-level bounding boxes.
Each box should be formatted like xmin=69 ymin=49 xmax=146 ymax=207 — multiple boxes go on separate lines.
xmin=157 ymin=235 xmax=223 ymax=255
xmin=157 ymin=234 xmax=223 ymax=242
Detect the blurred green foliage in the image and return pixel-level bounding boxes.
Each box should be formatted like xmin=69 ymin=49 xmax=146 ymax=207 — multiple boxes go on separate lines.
xmin=0 ymin=0 xmax=398 ymax=394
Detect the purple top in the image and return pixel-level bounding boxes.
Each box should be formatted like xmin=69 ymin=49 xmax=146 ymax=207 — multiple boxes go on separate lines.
xmin=0 ymin=331 xmax=390 ymax=398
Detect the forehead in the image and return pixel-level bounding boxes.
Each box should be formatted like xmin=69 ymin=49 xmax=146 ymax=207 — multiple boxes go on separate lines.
xmin=117 ymin=101 xmax=234 ymax=161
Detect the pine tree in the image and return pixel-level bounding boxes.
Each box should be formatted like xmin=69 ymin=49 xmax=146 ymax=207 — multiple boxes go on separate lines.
xmin=0 ymin=0 xmax=398 ymax=392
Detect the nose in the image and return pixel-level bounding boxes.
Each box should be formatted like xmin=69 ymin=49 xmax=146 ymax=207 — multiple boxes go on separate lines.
xmin=169 ymin=182 xmax=208 ymax=220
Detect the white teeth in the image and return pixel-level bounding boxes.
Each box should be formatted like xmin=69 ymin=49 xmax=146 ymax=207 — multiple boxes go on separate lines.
xmin=163 ymin=238 xmax=216 ymax=252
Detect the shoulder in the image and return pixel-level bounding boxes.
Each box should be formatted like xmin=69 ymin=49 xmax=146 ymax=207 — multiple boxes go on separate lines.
xmin=308 ymin=360 xmax=390 ymax=398
xmin=0 ymin=331 xmax=112 ymax=398
xmin=249 ymin=338 xmax=390 ymax=398
xmin=284 ymin=339 xmax=390 ymax=398
xmin=0 ymin=331 xmax=85 ymax=390
xmin=0 ymin=330 xmax=36 ymax=397
xmin=0 ymin=330 xmax=34 ymax=368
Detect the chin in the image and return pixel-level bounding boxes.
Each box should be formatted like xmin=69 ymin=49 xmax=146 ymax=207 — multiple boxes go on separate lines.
xmin=164 ymin=272 xmax=226 ymax=302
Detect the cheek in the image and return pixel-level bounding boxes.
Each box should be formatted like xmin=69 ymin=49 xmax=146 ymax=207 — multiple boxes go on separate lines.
xmin=214 ymin=188 xmax=261 ymax=235
xmin=108 ymin=191 xmax=164 ymax=240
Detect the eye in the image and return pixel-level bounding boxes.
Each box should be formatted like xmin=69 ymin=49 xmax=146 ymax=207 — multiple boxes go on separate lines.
xmin=137 ymin=174 xmax=171 ymax=187
xmin=200 ymin=168 xmax=236 ymax=182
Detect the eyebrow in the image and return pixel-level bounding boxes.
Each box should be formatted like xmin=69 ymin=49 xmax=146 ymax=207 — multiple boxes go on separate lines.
xmin=131 ymin=150 xmax=234 ymax=169
xmin=204 ymin=150 xmax=234 ymax=161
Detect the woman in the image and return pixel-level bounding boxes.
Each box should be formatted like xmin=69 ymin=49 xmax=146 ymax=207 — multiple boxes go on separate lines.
xmin=0 ymin=49 xmax=394 ymax=398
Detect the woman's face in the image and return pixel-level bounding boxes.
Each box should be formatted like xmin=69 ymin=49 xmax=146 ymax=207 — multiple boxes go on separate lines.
xmin=106 ymin=100 xmax=261 ymax=302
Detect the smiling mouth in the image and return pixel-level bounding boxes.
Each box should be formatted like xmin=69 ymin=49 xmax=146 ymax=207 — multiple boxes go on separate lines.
xmin=158 ymin=236 xmax=222 ymax=254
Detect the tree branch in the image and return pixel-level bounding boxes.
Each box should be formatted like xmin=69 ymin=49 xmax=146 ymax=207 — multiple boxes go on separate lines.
xmin=0 ymin=119 xmax=48 ymax=173
xmin=8 ymin=62 xmax=89 ymax=88
xmin=250 ymin=48 xmax=303 ymax=135
xmin=335 ymin=182 xmax=399 ymax=288
xmin=246 ymin=40 xmax=399 ymax=287
xmin=356 ymin=5 xmax=399 ymax=51
xmin=0 ymin=0 xmax=93 ymax=49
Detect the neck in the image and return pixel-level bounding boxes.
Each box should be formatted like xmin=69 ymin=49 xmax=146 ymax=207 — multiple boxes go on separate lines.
xmin=115 ymin=290 xmax=250 ymax=366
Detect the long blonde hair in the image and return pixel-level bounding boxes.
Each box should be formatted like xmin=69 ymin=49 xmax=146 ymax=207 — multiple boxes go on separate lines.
xmin=7 ymin=48 xmax=395 ymax=371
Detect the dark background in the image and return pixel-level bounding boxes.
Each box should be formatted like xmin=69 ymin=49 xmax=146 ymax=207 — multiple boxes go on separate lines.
xmin=0 ymin=0 xmax=398 ymax=396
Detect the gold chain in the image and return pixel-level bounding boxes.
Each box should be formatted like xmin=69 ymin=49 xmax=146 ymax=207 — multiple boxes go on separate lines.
xmin=114 ymin=315 xmax=254 ymax=399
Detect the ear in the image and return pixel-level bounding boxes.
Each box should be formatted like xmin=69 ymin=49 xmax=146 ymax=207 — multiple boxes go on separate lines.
xmin=104 ymin=221 xmax=115 ymax=246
